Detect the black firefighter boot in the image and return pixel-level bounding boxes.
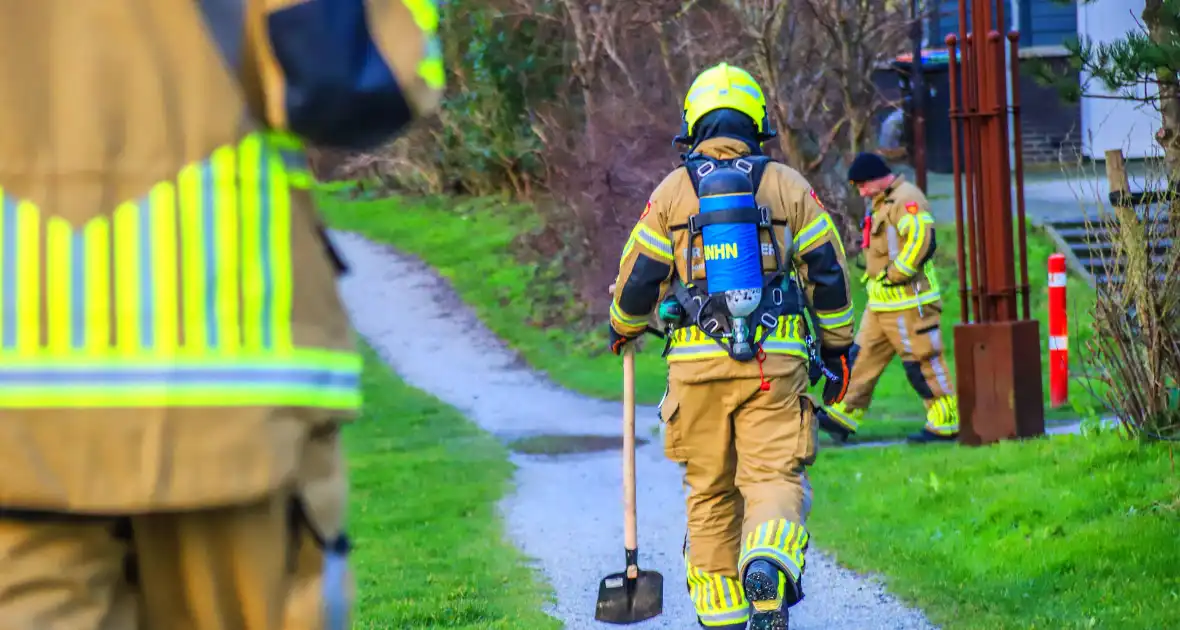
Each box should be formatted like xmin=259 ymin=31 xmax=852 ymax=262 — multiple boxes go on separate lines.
xmin=815 ymin=407 xmax=852 ymax=444
xmin=743 ymin=559 xmax=800 ymax=630
xmin=906 ymin=429 xmax=958 ymax=444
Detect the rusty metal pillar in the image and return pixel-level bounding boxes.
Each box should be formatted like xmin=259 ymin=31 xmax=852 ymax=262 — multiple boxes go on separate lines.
xmin=947 ymin=0 xmax=1044 ymax=446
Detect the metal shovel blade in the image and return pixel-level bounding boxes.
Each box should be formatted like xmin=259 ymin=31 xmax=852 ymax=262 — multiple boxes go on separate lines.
xmin=594 ymin=568 xmax=664 ymax=624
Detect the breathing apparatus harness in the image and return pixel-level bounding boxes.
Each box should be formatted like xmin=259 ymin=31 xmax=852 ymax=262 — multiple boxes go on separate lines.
xmin=653 ymin=152 xmax=833 ymax=385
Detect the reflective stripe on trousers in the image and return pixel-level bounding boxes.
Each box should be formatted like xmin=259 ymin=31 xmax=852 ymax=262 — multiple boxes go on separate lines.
xmin=686 ymin=557 xmax=750 ymax=627
xmin=926 ymin=395 xmax=959 ymax=435
xmin=0 ymin=132 xmax=360 ymax=408
xmin=323 ymin=542 xmax=350 ymax=630
xmin=738 ymin=518 xmax=809 ymax=584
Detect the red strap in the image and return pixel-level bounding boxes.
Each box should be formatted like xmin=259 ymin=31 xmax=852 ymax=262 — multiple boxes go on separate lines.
xmin=861 ymin=213 xmax=872 ymax=248
xmin=756 ymin=348 xmax=770 ymax=391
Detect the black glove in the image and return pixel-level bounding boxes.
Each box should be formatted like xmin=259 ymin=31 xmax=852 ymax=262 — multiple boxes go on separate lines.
xmin=820 ymin=344 xmax=855 ymax=406
xmin=608 ymin=327 xmax=639 ymax=355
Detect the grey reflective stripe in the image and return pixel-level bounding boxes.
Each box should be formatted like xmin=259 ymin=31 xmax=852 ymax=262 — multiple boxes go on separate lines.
xmin=886 ymin=225 xmax=900 ymax=260
xmin=280 ymin=148 xmax=309 ymax=172
xmin=743 ymin=547 xmax=803 ymax=582
xmin=323 ymin=548 xmax=349 ymax=630
xmin=198 ymin=0 xmax=245 ymax=70
xmin=931 ymin=356 xmax=953 ymax=396
xmin=666 ymin=344 xmax=721 ymax=357
xmin=668 ymin=340 xmax=805 ymax=356
xmin=762 ymin=340 xmax=806 ymax=353
xmin=800 ymin=471 xmax=813 ymax=522
xmin=719 ymin=577 xmax=738 ymax=610
xmin=926 ymin=329 xmax=953 ymax=395
xmin=699 ymin=607 xmax=750 ymax=624
xmin=0 ymin=365 xmax=359 ymax=388
xmin=635 ymin=228 xmax=673 ymax=258
xmin=896 ymin=316 xmax=912 ymax=356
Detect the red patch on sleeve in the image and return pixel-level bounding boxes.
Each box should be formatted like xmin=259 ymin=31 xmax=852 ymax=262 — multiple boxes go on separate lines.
xmin=640 ymin=200 xmax=651 ymax=219
xmin=905 ymin=201 xmax=919 ymax=214
xmin=810 ymin=189 xmax=825 ymax=209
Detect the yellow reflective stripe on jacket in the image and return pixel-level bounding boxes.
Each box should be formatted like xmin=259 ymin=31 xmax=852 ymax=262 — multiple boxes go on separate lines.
xmin=867 ymin=266 xmax=941 ymax=312
xmin=893 ymin=213 xmax=934 ymax=277
xmin=739 ymin=518 xmax=809 ymax=583
xmin=793 ymin=212 xmax=841 ymax=256
xmin=686 ymin=559 xmax=750 ymax=626
xmin=867 ymin=285 xmax=941 ymax=312
xmin=0 ymin=350 xmax=361 ymax=409
xmin=0 ymin=132 xmax=360 ymax=409
xmin=609 ymin=300 xmax=647 ymax=330
xmin=402 ymin=0 xmax=445 ymax=89
xmin=268 ymin=131 xmax=315 ymax=189
xmin=816 ymin=304 xmax=854 ymax=330
xmin=666 ymin=315 xmax=807 ymax=362
xmin=622 ymin=223 xmax=674 ymax=263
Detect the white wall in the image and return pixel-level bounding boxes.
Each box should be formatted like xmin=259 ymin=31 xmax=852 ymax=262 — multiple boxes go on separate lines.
xmin=1078 ymin=0 xmax=1160 ymax=159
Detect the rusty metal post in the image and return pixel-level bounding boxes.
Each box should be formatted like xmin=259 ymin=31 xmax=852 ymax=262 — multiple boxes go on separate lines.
xmin=988 ymin=29 xmax=1018 ymax=323
xmin=951 ymin=0 xmax=1044 ymax=446
xmin=1009 ymin=31 xmax=1031 ymax=320
xmin=946 ymin=35 xmax=969 ymax=321
xmin=961 ymin=33 xmax=983 ymax=322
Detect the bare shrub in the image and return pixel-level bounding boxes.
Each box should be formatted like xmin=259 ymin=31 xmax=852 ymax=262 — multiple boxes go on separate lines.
xmin=1068 ymin=148 xmax=1180 ymax=441
xmin=327 ymin=0 xmax=913 ymax=312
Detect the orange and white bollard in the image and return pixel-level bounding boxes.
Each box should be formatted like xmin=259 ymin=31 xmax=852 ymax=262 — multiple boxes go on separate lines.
xmin=1048 ymin=253 xmax=1068 ymax=408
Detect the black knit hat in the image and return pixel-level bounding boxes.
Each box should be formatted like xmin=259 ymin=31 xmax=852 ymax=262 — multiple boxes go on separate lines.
xmin=847 ymin=152 xmax=892 ymax=184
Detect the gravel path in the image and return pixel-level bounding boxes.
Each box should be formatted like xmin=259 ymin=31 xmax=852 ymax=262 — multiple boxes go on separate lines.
xmin=331 ymin=230 xmax=937 ymax=630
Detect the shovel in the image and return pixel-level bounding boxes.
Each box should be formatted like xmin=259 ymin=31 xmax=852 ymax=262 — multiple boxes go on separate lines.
xmin=595 ymin=345 xmax=664 ymax=624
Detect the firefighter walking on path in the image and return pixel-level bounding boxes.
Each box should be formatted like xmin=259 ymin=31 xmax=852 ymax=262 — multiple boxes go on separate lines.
xmin=608 ymin=63 xmax=856 ymax=630
xmin=0 ymin=2 xmax=443 ymax=629
xmin=816 ymin=152 xmax=959 ymax=444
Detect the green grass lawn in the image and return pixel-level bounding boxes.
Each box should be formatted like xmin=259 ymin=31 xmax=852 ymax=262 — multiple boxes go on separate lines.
xmin=318 ymin=189 xmax=1096 ymax=443
xmin=808 ymin=433 xmax=1180 ymax=629
xmin=346 ymin=345 xmax=560 ymax=629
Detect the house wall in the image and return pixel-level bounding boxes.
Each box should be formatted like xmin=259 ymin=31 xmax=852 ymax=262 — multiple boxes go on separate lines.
xmin=918 ymin=0 xmax=1082 ymax=164
xmin=1077 ymin=0 xmax=1158 ymax=159
xmin=930 ymin=0 xmax=1076 ymax=47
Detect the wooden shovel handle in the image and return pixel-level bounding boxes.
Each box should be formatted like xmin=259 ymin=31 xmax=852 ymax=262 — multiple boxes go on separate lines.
xmin=623 ymin=346 xmax=638 ymax=562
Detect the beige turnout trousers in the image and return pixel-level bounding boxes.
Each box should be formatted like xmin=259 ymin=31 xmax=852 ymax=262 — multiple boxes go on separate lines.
xmin=0 ymin=492 xmax=292 ymax=630
xmin=832 ymin=302 xmax=959 ymax=435
xmin=661 ymin=367 xmax=816 ymax=627
xmin=0 ymin=429 xmax=352 ymax=630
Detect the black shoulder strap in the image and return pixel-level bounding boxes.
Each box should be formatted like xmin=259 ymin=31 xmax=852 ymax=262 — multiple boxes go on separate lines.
xmin=681 ymin=153 xmax=773 ymax=197
xmin=671 ymin=153 xmax=784 ymax=232
xmin=737 ymin=155 xmax=772 ymax=196
xmin=682 ymin=154 xmax=717 ymax=194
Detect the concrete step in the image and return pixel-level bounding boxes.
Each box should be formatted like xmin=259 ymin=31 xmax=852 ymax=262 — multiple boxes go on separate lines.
xmin=1065 ymin=238 xmax=1174 ymax=258
xmin=1093 ymin=271 xmax=1170 ymax=285
xmin=1047 ymin=206 xmax=1168 ymax=228
xmin=1051 ymin=223 xmax=1171 ymax=242
xmin=1077 ymin=253 xmax=1171 ymax=270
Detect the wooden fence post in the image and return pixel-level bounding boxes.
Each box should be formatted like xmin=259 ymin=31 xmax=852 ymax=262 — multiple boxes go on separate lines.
xmin=1104 ymin=149 xmax=1149 ymax=329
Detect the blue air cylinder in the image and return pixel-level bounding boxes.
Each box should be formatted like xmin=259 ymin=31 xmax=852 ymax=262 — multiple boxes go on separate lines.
xmin=697 ymin=168 xmax=763 ymax=321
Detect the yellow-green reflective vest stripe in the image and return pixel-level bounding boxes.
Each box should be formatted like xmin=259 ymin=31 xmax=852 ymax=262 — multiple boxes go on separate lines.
xmin=666 ymin=314 xmax=808 ymax=362
xmin=0 ymin=132 xmax=360 ymax=409
xmin=867 ymin=261 xmax=942 ymax=312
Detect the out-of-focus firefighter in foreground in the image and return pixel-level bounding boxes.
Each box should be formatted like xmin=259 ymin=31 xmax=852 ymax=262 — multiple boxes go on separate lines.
xmin=608 ymin=63 xmax=857 ymax=629
xmin=0 ymin=1 xmax=443 ymax=629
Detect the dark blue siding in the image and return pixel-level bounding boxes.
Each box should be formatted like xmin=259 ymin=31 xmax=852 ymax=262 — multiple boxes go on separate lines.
xmin=928 ymin=0 xmax=1076 ymax=48
xmin=1028 ymin=0 xmax=1077 ymax=46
